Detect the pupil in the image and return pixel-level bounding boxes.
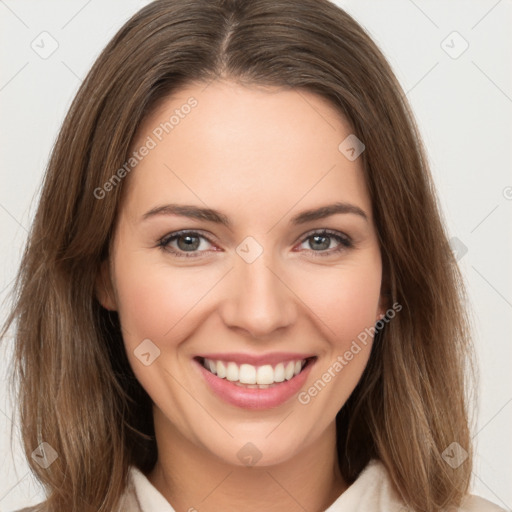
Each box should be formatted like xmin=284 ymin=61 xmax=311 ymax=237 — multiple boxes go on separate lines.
xmin=178 ymin=235 xmax=199 ymax=251
xmin=311 ymin=235 xmax=329 ymax=250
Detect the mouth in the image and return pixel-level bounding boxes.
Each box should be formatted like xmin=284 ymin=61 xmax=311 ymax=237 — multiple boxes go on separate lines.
xmin=194 ymin=355 xmax=317 ymax=389
xmin=192 ymin=354 xmax=317 ymax=409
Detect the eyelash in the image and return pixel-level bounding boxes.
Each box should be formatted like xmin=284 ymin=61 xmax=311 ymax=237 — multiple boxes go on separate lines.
xmin=157 ymin=229 xmax=353 ymax=259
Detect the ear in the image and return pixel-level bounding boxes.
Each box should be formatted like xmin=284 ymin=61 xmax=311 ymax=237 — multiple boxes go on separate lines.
xmin=376 ymin=293 xmax=388 ymax=323
xmin=95 ymin=259 xmax=117 ymax=311
xmin=376 ymin=269 xmax=391 ymax=323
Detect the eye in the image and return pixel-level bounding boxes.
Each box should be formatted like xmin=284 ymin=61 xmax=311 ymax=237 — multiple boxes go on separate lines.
xmin=296 ymin=229 xmax=353 ymax=257
xmin=157 ymin=228 xmax=353 ymax=259
xmin=157 ymin=230 xmax=216 ymax=258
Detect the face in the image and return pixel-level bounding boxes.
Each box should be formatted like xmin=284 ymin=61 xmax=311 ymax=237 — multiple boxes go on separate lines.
xmin=97 ymin=79 xmax=386 ymax=468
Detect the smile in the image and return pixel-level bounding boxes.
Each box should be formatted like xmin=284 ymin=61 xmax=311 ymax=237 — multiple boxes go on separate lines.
xmin=198 ymin=357 xmax=313 ymax=388
xmin=193 ymin=356 xmax=317 ymax=409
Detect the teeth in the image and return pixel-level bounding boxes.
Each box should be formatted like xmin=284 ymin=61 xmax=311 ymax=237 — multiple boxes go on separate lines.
xmin=207 ymin=359 xmax=217 ymax=374
xmin=273 ymin=363 xmax=285 ymax=383
xmin=226 ymin=362 xmax=238 ymax=382
xmin=202 ymin=358 xmax=307 ymax=385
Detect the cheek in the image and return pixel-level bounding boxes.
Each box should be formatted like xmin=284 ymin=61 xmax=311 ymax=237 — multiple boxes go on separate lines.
xmin=291 ymin=255 xmax=382 ymax=345
xmin=112 ymin=252 xmax=209 ymax=347
xmin=291 ymin=258 xmax=382 ymax=428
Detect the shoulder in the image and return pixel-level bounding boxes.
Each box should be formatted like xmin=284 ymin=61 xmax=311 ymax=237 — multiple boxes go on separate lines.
xmin=349 ymin=460 xmax=507 ymax=512
xmin=11 ymin=492 xmax=141 ymax=512
xmin=10 ymin=468 xmax=142 ymax=512
xmin=458 ymin=494 xmax=508 ymax=512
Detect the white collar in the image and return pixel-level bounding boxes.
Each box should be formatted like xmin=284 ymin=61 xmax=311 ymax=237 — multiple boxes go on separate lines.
xmin=128 ymin=459 xmax=504 ymax=511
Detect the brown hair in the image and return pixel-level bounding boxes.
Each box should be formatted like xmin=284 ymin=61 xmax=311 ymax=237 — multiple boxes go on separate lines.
xmin=1 ymin=0 xmax=476 ymax=511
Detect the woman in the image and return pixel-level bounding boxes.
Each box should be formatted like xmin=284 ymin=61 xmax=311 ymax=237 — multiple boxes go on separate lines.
xmin=2 ymin=0 xmax=505 ymax=511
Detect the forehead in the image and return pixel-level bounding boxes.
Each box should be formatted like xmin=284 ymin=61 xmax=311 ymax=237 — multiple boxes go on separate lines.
xmin=122 ymin=80 xmax=372 ymax=226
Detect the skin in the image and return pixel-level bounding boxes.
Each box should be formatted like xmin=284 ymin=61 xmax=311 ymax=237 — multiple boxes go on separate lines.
xmin=96 ymin=79 xmax=387 ymax=512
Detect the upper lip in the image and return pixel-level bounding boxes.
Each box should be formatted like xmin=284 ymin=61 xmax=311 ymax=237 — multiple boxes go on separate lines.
xmin=196 ymin=352 xmax=316 ymax=367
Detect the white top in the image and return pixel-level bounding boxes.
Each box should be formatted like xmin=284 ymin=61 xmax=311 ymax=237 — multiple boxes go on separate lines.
xmin=118 ymin=459 xmax=507 ymax=512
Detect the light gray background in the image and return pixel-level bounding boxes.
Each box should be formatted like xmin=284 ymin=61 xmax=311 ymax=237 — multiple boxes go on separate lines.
xmin=1 ymin=0 xmax=511 ymax=510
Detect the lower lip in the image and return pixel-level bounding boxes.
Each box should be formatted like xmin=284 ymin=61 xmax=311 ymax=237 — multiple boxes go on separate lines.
xmin=193 ymin=358 xmax=316 ymax=410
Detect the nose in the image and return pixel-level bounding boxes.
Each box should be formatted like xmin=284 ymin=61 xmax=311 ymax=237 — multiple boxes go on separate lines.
xmin=220 ymin=248 xmax=296 ymax=339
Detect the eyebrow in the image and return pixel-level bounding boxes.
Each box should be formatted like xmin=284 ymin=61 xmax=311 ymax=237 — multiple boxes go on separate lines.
xmin=141 ymin=201 xmax=368 ymax=227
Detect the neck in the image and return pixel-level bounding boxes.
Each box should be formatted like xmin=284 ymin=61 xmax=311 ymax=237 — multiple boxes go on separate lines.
xmin=146 ymin=408 xmax=347 ymax=512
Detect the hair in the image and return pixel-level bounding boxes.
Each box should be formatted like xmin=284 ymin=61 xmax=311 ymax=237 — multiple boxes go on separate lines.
xmin=1 ymin=1 xmax=477 ymax=511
